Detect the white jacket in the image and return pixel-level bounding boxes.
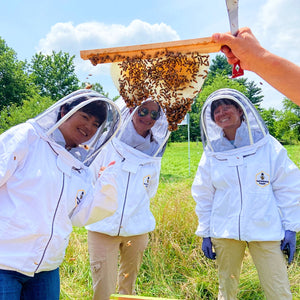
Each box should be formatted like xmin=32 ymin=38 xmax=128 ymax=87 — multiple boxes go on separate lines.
xmin=87 ymin=97 xmax=170 ymax=236
xmin=192 ymin=88 xmax=300 ymax=241
xmin=0 ymin=90 xmax=121 ymax=276
xmin=87 ymin=138 xmax=162 ymax=236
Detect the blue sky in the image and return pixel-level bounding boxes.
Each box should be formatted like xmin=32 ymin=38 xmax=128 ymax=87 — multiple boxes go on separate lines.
xmin=1 ymin=0 xmax=299 ymax=109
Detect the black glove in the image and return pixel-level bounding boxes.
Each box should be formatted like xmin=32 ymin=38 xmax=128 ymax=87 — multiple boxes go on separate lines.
xmin=202 ymin=237 xmax=216 ymax=260
xmin=280 ymin=230 xmax=296 ymax=264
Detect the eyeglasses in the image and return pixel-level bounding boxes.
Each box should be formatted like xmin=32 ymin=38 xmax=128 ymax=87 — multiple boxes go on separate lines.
xmin=137 ymin=107 xmax=160 ymax=120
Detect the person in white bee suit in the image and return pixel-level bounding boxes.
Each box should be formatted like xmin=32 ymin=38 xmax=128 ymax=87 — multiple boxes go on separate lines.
xmin=86 ymin=97 xmax=170 ymax=299
xmin=192 ymin=88 xmax=300 ymax=300
xmin=0 ymin=89 xmax=121 ymax=300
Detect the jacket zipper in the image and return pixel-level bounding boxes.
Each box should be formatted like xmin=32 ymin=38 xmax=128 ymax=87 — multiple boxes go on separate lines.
xmin=117 ymin=170 xmax=131 ymax=236
xmin=34 ymin=141 xmax=67 ymax=273
xmin=34 ymin=173 xmax=65 ymax=273
xmin=236 ymin=166 xmax=242 ymax=240
xmin=111 ymin=145 xmax=130 ymax=236
xmin=117 ymin=157 xmax=130 ymax=236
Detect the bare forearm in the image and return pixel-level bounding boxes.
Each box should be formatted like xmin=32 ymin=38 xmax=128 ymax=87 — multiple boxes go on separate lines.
xmin=212 ymin=27 xmax=300 ymax=105
xmin=252 ymin=50 xmax=300 ymax=105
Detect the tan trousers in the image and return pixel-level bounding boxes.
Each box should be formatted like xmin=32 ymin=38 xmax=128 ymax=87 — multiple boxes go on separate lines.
xmin=87 ymin=231 xmax=149 ymax=300
xmin=211 ymin=238 xmax=292 ymax=300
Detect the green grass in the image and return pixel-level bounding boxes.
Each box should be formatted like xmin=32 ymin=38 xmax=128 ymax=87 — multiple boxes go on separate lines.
xmin=60 ymin=142 xmax=300 ymax=299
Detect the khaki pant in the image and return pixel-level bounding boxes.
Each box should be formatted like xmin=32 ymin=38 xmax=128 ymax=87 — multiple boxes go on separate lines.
xmin=87 ymin=231 xmax=149 ymax=300
xmin=211 ymin=238 xmax=292 ymax=300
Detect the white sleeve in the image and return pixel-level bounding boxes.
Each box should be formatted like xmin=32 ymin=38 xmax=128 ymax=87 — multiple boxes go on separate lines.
xmin=89 ymin=151 xmax=105 ymax=184
xmin=71 ymin=141 xmax=119 ymax=226
xmin=89 ymin=141 xmax=116 ymax=184
xmin=0 ymin=124 xmax=30 ymax=187
xmin=191 ymin=153 xmax=215 ymax=237
xmin=70 ymin=170 xmax=118 ymax=227
xmin=272 ymin=143 xmax=300 ymax=232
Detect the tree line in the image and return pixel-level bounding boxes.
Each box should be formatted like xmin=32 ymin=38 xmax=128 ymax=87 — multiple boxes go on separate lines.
xmin=1 ymin=36 xmax=299 ymax=144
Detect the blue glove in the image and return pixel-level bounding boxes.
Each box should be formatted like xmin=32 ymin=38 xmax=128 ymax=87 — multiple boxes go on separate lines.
xmin=202 ymin=237 xmax=216 ymax=260
xmin=280 ymin=230 xmax=296 ymax=264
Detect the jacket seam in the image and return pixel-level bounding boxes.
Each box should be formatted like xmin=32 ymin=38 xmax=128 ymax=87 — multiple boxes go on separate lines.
xmin=117 ymin=170 xmax=130 ymax=236
xmin=34 ymin=172 xmax=65 ymax=273
xmin=34 ymin=141 xmax=65 ymax=272
xmin=236 ymin=166 xmax=242 ymax=240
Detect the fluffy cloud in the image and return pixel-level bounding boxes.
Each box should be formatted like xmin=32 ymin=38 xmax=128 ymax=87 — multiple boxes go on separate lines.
xmin=245 ymin=0 xmax=300 ymax=109
xmin=37 ymin=20 xmax=180 ymax=77
xmin=255 ymin=0 xmax=300 ymax=63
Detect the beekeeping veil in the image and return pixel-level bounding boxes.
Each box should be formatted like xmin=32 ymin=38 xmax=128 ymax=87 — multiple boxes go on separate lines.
xmin=200 ymin=88 xmax=268 ymax=153
xmin=114 ymin=96 xmax=170 ymax=157
xmin=32 ymin=89 xmax=121 ymax=166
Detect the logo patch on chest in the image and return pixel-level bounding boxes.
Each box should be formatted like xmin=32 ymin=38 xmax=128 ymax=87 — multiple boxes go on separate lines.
xmin=255 ymin=171 xmax=270 ymax=187
xmin=143 ymin=175 xmax=151 ymax=189
xmin=75 ymin=189 xmax=86 ymax=206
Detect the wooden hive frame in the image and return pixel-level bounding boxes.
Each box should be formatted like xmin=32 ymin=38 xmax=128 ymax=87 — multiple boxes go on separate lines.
xmin=80 ymin=37 xmax=221 ymax=65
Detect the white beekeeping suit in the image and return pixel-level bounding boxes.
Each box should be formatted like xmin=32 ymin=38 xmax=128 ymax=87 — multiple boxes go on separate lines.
xmin=0 ymin=89 xmax=121 ymax=276
xmin=87 ymin=97 xmax=170 ymax=236
xmin=192 ymin=88 xmax=300 ymax=242
xmin=86 ymin=96 xmax=170 ymax=298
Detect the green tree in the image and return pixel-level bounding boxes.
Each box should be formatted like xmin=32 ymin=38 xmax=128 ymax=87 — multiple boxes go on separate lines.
xmin=260 ymin=107 xmax=279 ymax=139
xmin=29 ymin=51 xmax=79 ymax=101
xmin=0 ymin=37 xmax=36 ymax=110
xmin=275 ymin=98 xmax=300 ymax=143
xmin=276 ymin=111 xmax=300 ymax=144
xmin=282 ymin=97 xmax=300 ymax=117
xmin=205 ymin=55 xmax=263 ymax=107
xmin=0 ymin=94 xmax=54 ymax=133
xmin=237 ymin=78 xmax=263 ymax=106
xmin=204 ymin=54 xmax=232 ymax=86
xmin=80 ymin=82 xmax=108 ymax=97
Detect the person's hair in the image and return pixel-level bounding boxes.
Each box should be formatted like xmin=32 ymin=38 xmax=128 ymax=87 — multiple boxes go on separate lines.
xmin=57 ymin=95 xmax=107 ymax=125
xmin=210 ymin=98 xmax=244 ymax=122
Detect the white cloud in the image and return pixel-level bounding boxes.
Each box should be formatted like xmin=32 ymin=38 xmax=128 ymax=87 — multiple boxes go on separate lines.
xmin=255 ymin=0 xmax=300 ymax=63
xmin=36 ymin=20 xmax=180 ymax=80
xmin=244 ymin=0 xmax=300 ymax=109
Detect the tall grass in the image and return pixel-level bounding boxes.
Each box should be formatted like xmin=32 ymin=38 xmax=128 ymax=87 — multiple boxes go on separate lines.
xmin=60 ymin=142 xmax=300 ymax=299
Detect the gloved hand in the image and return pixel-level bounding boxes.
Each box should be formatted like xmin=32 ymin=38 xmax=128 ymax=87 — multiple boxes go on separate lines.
xmin=280 ymin=230 xmax=296 ymax=264
xmin=202 ymin=237 xmax=216 ymax=260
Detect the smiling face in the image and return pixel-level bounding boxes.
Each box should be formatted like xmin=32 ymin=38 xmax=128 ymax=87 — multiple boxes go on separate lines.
xmin=58 ymin=110 xmax=100 ymax=148
xmin=132 ymin=101 xmax=160 ymax=137
xmin=213 ymin=103 xmax=243 ymax=140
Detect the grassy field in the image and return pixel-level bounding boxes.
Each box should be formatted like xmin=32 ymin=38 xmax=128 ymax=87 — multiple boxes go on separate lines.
xmin=60 ymin=142 xmax=300 ymax=299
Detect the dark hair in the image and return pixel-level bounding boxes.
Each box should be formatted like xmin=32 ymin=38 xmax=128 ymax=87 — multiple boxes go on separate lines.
xmin=210 ymin=99 xmax=243 ymax=122
xmin=57 ymin=95 xmax=107 ymax=125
